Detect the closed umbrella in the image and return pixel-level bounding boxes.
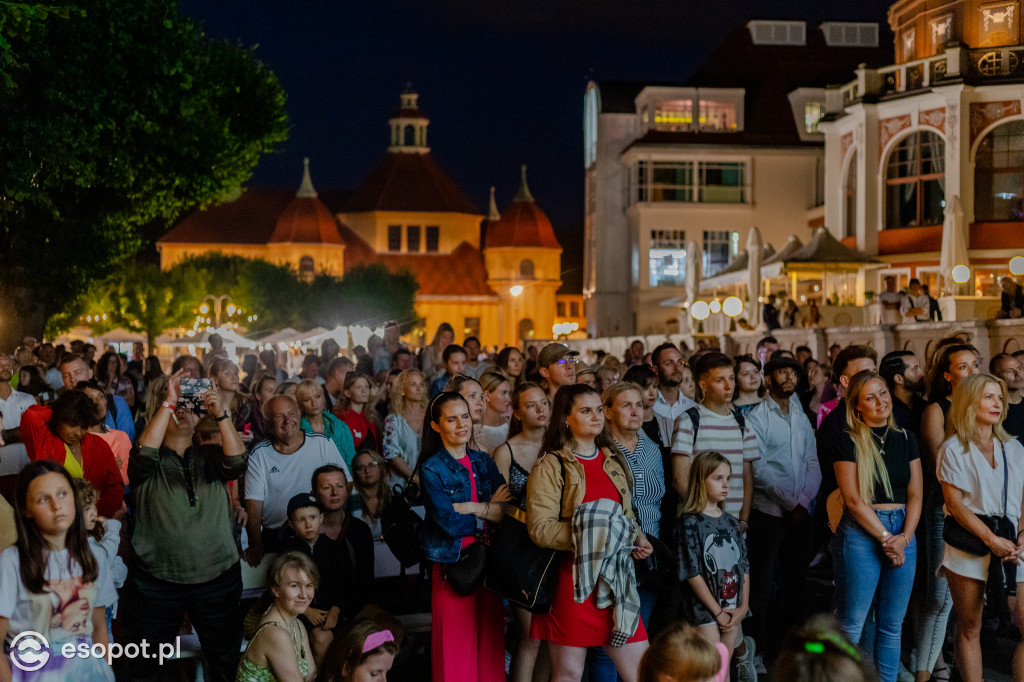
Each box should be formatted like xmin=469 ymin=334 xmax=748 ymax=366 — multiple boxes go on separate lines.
xmin=684 ymin=240 xmax=702 ymax=333
xmin=939 ymin=195 xmax=970 ymax=295
xmin=746 ymin=226 xmax=763 ymax=326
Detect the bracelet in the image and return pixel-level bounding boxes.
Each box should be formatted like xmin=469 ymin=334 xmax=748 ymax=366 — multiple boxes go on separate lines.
xmin=215 ymin=412 xmax=229 ymax=422
xmin=161 ymin=401 xmax=175 ymax=413
xmin=715 ymin=608 xmax=725 ymax=619
xmin=898 ymin=532 xmax=909 ymax=545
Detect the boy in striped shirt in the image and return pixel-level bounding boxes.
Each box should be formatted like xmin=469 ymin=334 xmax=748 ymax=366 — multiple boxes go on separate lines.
xmin=671 ymin=352 xmax=760 ymax=531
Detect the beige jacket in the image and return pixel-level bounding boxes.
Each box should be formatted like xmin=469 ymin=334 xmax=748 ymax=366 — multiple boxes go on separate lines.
xmin=526 ymin=445 xmax=639 ymax=551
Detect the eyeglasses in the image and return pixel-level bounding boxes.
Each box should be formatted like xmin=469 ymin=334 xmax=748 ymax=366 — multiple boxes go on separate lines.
xmin=355 ymin=462 xmax=380 ymax=472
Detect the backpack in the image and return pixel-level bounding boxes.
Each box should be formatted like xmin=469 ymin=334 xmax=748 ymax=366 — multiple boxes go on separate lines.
xmin=380 ymin=484 xmax=424 ymax=568
xmin=684 ymin=405 xmax=745 ymax=447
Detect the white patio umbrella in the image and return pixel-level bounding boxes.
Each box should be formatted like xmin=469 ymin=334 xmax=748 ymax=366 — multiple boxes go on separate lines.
xmin=683 ymin=240 xmax=702 ymax=333
xmin=746 ymin=226 xmax=763 ymax=326
xmin=939 ymin=195 xmax=970 ymax=295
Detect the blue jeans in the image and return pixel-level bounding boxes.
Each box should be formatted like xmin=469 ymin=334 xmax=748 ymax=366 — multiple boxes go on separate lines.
xmin=833 ymin=508 xmax=916 ymax=682
xmin=914 ymin=488 xmax=953 ymax=674
xmin=589 ymin=585 xmax=657 ymax=682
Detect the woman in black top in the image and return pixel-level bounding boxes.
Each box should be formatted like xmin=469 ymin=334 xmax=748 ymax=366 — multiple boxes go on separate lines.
xmin=833 ymin=370 xmax=922 ymax=682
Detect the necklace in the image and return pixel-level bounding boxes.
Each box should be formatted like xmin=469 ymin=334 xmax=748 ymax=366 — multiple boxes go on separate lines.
xmin=872 ymin=425 xmax=890 ymax=456
xmin=273 ymin=606 xmax=306 ymax=661
xmin=570 ymin=442 xmax=598 ymax=459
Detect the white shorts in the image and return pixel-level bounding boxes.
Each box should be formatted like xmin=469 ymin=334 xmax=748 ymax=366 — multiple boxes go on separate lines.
xmin=940 ymin=542 xmax=1024 ymax=582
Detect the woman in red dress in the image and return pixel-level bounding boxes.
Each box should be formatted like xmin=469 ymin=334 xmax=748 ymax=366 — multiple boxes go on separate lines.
xmin=526 ymin=383 xmax=653 ymax=682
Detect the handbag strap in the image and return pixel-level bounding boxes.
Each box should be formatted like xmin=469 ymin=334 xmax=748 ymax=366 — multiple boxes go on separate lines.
xmin=1001 ymin=441 xmax=1008 ymax=518
xmin=556 ymin=454 xmax=568 ymax=522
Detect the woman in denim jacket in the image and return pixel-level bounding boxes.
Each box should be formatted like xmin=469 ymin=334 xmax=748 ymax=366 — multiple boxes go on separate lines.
xmin=416 ymin=391 xmax=510 ymax=681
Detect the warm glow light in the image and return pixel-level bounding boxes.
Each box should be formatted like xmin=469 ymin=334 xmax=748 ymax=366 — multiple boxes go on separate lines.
xmin=1011 ymin=257 xmax=1024 ymax=276
xmin=952 ymin=265 xmax=971 ymax=283
xmin=813 ymin=285 xmax=820 ymax=292
xmin=757 ymin=296 xmax=764 ymax=303
xmin=227 ymin=304 xmax=237 ymax=316
xmin=801 ymin=295 xmax=807 ymax=302
xmin=723 ymin=296 xmax=743 ymax=317
xmin=709 ymin=300 xmax=722 ymax=314
xmin=691 ymin=301 xmax=711 ymax=320
xmin=509 ymin=285 xmax=524 ymax=297
xmin=199 ymin=303 xmax=210 ymax=314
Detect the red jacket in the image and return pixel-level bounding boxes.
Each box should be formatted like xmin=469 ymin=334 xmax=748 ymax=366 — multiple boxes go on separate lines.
xmin=21 ymin=405 xmax=125 ymax=517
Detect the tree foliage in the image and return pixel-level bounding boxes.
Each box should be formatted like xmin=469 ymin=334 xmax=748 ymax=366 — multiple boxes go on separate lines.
xmin=57 ymin=255 xmax=420 ymax=345
xmin=0 ymin=0 xmax=289 ymax=346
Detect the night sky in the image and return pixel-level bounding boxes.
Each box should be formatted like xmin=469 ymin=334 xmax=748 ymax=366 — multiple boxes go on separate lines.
xmin=181 ymin=0 xmax=894 ymax=284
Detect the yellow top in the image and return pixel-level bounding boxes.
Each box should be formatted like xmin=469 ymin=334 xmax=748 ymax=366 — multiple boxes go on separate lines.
xmin=63 ymin=444 xmax=84 ymax=479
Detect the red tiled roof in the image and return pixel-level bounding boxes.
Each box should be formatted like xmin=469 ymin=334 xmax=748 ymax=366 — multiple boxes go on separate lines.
xmin=340 ymin=153 xmax=480 ymax=214
xmin=338 ymin=223 xmax=496 ymax=297
xmin=269 ymin=196 xmax=343 ymax=244
xmin=159 ymin=190 xmax=297 ymax=244
xmin=486 ymin=200 xmax=561 ymax=249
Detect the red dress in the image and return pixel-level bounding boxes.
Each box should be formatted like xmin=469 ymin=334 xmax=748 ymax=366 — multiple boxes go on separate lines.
xmin=530 ymin=454 xmax=647 ymax=646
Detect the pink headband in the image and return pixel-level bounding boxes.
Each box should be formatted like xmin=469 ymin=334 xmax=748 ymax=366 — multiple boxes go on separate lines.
xmin=362 ymin=630 xmax=394 ymax=654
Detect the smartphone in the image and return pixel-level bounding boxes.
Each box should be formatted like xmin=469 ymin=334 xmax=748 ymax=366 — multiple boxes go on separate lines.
xmin=179 ymin=378 xmax=213 ymax=415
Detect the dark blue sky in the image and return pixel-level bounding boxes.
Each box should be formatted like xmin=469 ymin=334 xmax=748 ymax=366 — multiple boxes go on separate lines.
xmin=181 ymin=0 xmax=893 ymax=249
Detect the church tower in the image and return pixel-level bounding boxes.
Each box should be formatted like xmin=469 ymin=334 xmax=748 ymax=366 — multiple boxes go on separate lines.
xmin=484 ymin=166 xmax=563 ymax=346
xmin=388 ymin=85 xmax=430 ymax=154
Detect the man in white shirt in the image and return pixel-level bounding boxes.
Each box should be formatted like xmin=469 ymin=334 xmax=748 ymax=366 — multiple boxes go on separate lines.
xmin=879 ymin=275 xmax=905 ymax=325
xmin=651 ymin=342 xmax=696 ymax=447
xmin=243 ymin=395 xmax=351 ymax=565
xmin=745 ymin=355 xmax=821 ymax=659
xmin=900 ymin=278 xmax=933 ymax=322
xmin=0 ymin=354 xmax=36 ymax=475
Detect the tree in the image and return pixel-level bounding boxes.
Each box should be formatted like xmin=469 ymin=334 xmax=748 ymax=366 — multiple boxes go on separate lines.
xmin=307 ymin=264 xmax=419 ymax=330
xmin=0 ymin=0 xmax=288 ymax=348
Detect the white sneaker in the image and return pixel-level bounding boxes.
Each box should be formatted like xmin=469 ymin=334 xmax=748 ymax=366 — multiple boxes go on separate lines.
xmin=736 ymin=636 xmax=758 ymax=682
xmin=753 ymin=654 xmax=767 ymax=675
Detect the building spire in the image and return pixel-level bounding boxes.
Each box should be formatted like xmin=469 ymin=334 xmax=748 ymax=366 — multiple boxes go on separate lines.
xmin=296 ymin=157 xmax=318 ymax=198
xmin=514 ymin=164 xmax=534 ymax=202
xmin=488 ymin=186 xmax=501 ymax=221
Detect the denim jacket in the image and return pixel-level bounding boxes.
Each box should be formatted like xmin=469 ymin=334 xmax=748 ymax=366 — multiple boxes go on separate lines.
xmin=419 ymin=447 xmax=506 ymax=563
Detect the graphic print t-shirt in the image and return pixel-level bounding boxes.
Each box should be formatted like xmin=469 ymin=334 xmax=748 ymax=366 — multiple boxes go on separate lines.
xmin=0 ymin=546 xmax=116 ymax=647
xmin=677 ymin=511 xmax=748 ymax=622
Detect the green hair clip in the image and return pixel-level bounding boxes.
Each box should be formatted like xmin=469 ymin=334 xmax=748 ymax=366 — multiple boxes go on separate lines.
xmin=803 ymin=631 xmax=861 ymax=662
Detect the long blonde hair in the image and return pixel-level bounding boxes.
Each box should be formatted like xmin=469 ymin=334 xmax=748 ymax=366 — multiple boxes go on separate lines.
xmin=390 ymin=369 xmax=428 ymax=416
xmin=844 ymin=370 xmax=898 ymax=505
xmin=680 ymin=451 xmax=730 ymax=515
xmin=946 ymin=373 xmax=1012 ymax=449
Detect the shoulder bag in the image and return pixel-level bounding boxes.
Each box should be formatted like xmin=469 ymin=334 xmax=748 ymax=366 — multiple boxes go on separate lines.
xmin=381 ymin=483 xmax=424 ymax=568
xmin=484 ymin=452 xmax=568 ymax=613
xmin=943 ymin=442 xmax=1014 ymax=557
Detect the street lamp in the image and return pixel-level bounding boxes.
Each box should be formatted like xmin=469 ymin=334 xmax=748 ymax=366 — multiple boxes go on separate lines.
xmin=202 ymin=294 xmax=233 ymax=328
xmin=509 ymin=285 xmax=524 ymax=344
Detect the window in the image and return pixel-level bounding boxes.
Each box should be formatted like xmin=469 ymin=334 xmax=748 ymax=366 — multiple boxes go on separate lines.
xmin=649 ymin=230 xmax=687 ymax=287
xmin=655 ymin=99 xmax=694 ymax=132
xmin=407 ymin=225 xmax=421 ymax=252
xmin=975 ymin=120 xmax=1024 ymax=221
xmin=299 ymin=256 xmax=314 ymax=283
xmin=844 ymin=151 xmax=858 ymax=239
xmin=821 ymin=22 xmax=879 ymax=47
xmin=464 ymin=317 xmax=480 ymax=339
xmin=570 ymin=301 xmax=580 ymax=317
xmin=700 ymin=162 xmax=746 ymax=202
xmin=703 ymin=230 xmax=735 ymax=276
xmin=748 ymin=20 xmax=806 ymax=46
xmin=387 ymin=225 xmax=402 ymax=252
xmin=805 ymin=102 xmax=824 ymax=134
xmin=885 ymin=131 xmax=945 ymax=229
xmin=403 ymin=125 xmax=416 ymax=146
xmin=520 ymin=259 xmax=535 ymax=279
xmin=557 ymin=301 xmax=567 ymax=316
xmin=632 ymin=160 xmax=748 ymax=205
xmin=699 ymin=100 xmax=737 ymax=131
xmin=425 ymin=226 xmax=439 ymax=252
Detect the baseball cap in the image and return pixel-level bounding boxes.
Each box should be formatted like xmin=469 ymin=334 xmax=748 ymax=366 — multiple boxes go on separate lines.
xmin=537 ymin=343 xmax=579 ymax=368
xmin=763 ymin=355 xmax=803 ymax=376
xmin=286 ymin=492 xmax=322 ymax=517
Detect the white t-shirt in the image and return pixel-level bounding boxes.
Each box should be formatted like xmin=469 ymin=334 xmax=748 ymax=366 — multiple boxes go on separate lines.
xmin=474 ymin=423 xmax=509 ymax=456
xmin=245 ymin=433 xmax=351 ymax=530
xmin=0 ymin=545 xmax=116 ymax=647
xmin=938 ymin=436 xmax=1024 ymax=521
xmin=0 ymin=389 xmax=36 ymax=474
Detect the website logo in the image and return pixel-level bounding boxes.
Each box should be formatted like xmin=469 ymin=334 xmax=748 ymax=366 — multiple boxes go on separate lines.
xmin=9 ymin=631 xmax=50 ymax=672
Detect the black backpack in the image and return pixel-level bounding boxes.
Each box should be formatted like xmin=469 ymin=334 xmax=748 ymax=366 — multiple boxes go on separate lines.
xmin=380 ymin=484 xmax=424 ymax=568
xmin=684 ymin=405 xmax=745 ymax=446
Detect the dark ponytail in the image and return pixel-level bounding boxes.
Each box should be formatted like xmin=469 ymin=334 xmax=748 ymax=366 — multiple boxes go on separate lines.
xmin=415 ymin=392 xmax=470 ymax=478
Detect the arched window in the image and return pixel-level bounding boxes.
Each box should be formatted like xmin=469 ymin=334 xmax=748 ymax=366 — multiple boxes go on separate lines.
xmin=404 ymin=124 xmax=416 ymax=146
xmin=975 ymin=119 xmax=1024 ymax=221
xmin=843 ymin=151 xmax=858 ymax=239
xmin=299 ymin=256 xmax=314 ymax=283
xmin=518 ymin=318 xmax=535 ymax=340
xmin=519 ymin=259 xmax=535 ymax=279
xmin=885 ymin=130 xmax=945 ymax=229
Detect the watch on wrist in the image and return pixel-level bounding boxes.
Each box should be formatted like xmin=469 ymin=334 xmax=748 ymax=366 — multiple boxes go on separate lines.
xmin=879 ymin=530 xmax=892 ymax=542
xmin=215 ymin=412 xmax=230 ymax=422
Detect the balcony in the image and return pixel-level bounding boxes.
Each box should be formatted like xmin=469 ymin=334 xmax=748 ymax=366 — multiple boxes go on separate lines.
xmin=828 ymin=45 xmax=1024 ymax=110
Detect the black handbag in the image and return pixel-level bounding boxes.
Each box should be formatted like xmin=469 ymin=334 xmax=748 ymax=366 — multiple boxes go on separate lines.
xmin=634 ymin=534 xmax=677 ymax=592
xmin=484 ymin=454 xmax=568 ymax=613
xmin=943 ymin=443 xmax=1011 ymax=557
xmin=442 ymin=540 xmax=489 ymax=596
xmin=381 ymin=484 xmax=424 ymax=568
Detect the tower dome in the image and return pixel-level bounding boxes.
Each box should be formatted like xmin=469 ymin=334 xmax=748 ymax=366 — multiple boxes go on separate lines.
xmin=485 ymin=165 xmax=561 ymax=249
xmin=269 ymin=158 xmax=342 ymax=244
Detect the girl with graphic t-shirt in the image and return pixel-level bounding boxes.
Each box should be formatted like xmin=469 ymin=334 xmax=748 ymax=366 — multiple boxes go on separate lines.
xmin=677 ymin=451 xmax=749 ymax=682
xmin=0 ymin=460 xmax=116 ymax=682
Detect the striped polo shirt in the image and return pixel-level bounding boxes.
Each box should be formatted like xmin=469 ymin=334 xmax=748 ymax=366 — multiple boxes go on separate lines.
xmin=671 ymin=404 xmax=761 ymax=515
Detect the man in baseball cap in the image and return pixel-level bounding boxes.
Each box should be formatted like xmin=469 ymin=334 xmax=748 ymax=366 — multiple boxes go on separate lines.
xmin=537 ymin=342 xmax=578 ymax=403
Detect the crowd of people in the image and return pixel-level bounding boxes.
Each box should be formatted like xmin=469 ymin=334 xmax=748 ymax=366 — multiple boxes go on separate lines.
xmin=1 ymin=326 xmax=1024 ymax=682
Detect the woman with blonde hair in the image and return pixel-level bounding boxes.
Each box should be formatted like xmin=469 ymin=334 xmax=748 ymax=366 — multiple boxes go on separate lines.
xmin=833 ymin=370 xmax=922 ymax=682
xmin=295 ymin=379 xmax=357 ymax=469
xmin=475 ymin=371 xmax=512 ymax=455
xmin=937 ymin=373 xmax=1024 ymax=682
xmin=382 ymin=369 xmax=427 ymax=482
